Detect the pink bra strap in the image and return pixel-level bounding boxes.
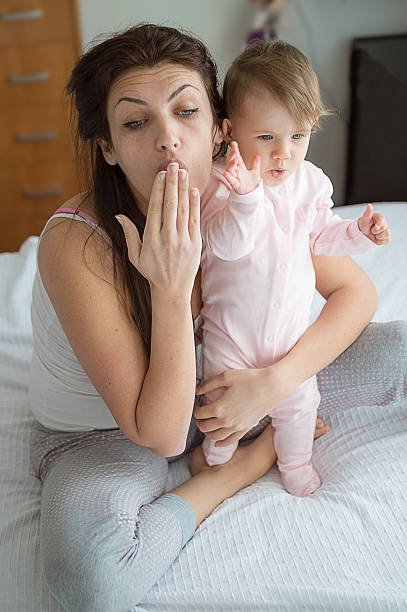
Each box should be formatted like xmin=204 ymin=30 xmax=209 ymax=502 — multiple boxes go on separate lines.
xmin=53 ymin=207 xmax=99 ymax=226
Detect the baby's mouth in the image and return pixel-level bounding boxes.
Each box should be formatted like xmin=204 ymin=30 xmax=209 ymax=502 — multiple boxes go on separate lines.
xmin=270 ymin=169 xmax=286 ymax=179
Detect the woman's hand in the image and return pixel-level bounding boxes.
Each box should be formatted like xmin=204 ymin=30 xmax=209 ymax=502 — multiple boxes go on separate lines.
xmin=194 ymin=364 xmax=294 ymax=446
xmin=116 ymin=163 xmax=202 ymax=296
xmin=194 ymin=366 xmax=330 ymax=446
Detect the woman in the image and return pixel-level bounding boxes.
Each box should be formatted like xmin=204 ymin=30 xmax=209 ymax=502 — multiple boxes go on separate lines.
xmin=30 ymin=24 xmax=377 ymax=611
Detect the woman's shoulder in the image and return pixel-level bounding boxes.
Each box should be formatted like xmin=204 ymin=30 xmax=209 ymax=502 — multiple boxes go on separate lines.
xmin=38 ymin=193 xmax=114 ymax=290
xmin=41 ymin=193 xmax=108 ymax=248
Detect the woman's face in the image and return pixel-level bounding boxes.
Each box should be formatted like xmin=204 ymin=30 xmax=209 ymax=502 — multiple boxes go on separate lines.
xmin=99 ymin=62 xmax=221 ymax=214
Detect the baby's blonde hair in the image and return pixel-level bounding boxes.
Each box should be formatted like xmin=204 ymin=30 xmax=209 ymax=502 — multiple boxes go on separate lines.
xmin=223 ymin=40 xmax=331 ymax=131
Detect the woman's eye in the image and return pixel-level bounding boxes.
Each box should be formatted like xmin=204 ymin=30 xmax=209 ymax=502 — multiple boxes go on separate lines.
xmin=177 ymin=107 xmax=199 ymax=117
xmin=259 ymin=134 xmax=273 ymax=141
xmin=123 ymin=119 xmax=146 ymax=129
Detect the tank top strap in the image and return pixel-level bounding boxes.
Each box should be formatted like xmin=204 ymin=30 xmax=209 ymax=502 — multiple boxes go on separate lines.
xmin=39 ymin=207 xmax=112 ymax=246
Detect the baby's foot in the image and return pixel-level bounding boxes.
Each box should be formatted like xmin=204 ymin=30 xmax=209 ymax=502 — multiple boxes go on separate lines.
xmin=314 ymin=417 xmax=330 ymax=439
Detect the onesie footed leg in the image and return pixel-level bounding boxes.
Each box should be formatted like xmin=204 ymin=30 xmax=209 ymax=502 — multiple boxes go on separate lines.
xmin=278 ymin=460 xmax=321 ymax=497
xmin=271 ymin=382 xmax=322 ymax=497
xmin=202 ymin=435 xmax=238 ymax=466
xmin=173 ymin=424 xmax=276 ymax=528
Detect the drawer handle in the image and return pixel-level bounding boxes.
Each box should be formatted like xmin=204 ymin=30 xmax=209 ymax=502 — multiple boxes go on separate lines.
xmin=9 ymin=72 xmax=50 ymax=84
xmin=17 ymin=130 xmax=57 ymax=143
xmin=23 ymin=187 xmax=63 ymax=198
xmin=2 ymin=9 xmax=43 ymax=22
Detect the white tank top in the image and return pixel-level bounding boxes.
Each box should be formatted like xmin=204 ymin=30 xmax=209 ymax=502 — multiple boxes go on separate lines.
xmin=29 ymin=208 xmax=202 ymax=431
xmin=29 ymin=208 xmax=121 ymax=430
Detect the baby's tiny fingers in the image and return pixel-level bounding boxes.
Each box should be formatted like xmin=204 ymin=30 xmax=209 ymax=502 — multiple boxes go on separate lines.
xmin=224 ymin=171 xmax=240 ymax=190
xmin=372 ymin=214 xmax=386 ymax=230
xmin=372 ymin=223 xmax=389 ymax=235
xmin=376 ymin=229 xmax=391 ymax=242
xmin=226 ymin=155 xmax=238 ymax=171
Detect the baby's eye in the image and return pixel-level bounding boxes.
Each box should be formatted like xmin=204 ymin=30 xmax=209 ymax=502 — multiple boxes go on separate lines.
xmin=258 ymin=134 xmax=273 ymax=141
xmin=177 ymin=107 xmax=199 ymax=117
xmin=292 ymin=133 xmax=304 ymax=140
xmin=123 ymin=119 xmax=146 ymax=129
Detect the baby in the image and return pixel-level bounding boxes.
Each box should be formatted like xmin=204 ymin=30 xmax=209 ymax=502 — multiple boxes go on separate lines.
xmin=199 ymin=40 xmax=391 ymax=496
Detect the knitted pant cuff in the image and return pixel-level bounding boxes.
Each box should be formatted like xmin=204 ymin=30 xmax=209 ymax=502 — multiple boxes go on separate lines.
xmin=153 ymin=492 xmax=197 ymax=548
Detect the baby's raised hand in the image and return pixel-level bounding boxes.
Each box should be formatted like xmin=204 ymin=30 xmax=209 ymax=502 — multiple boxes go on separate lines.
xmin=357 ymin=203 xmax=391 ymax=245
xmin=223 ymin=141 xmax=261 ymax=195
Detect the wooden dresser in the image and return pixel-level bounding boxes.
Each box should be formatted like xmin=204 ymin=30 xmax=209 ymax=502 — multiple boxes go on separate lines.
xmin=0 ymin=0 xmax=81 ymax=252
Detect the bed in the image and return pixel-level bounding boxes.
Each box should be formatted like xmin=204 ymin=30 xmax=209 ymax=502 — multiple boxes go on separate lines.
xmin=1 ymin=202 xmax=406 ymax=612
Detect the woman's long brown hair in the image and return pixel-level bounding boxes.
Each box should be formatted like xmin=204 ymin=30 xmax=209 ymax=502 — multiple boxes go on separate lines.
xmin=66 ymin=24 xmax=227 ymax=356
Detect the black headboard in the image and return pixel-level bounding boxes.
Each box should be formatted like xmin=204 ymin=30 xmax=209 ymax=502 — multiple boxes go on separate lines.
xmin=345 ymin=33 xmax=407 ymax=205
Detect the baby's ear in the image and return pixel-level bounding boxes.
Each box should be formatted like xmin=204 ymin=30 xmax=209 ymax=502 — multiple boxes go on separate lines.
xmin=213 ymin=124 xmax=224 ymax=146
xmin=222 ymin=118 xmax=233 ymax=143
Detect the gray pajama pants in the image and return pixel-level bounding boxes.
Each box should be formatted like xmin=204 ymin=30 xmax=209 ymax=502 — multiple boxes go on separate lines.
xmin=30 ymin=322 xmax=407 ymax=611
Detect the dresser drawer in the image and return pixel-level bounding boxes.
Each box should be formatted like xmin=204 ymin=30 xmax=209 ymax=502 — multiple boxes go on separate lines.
xmin=0 ymin=0 xmax=75 ymax=46
xmin=0 ymin=159 xmax=79 ymax=221
xmin=0 ymin=103 xmax=74 ymax=164
xmin=1 ymin=215 xmax=47 ymax=251
xmin=0 ymin=41 xmax=76 ymax=108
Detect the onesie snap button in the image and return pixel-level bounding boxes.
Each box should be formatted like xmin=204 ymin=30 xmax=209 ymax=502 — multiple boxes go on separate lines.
xmin=282 ymin=225 xmax=289 ymax=234
xmin=273 ymin=301 xmax=281 ymax=309
xmin=279 ymin=263 xmax=287 ymax=271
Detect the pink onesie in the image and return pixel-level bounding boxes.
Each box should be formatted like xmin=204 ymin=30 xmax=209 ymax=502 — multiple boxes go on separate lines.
xmin=199 ymin=158 xmax=378 ymax=496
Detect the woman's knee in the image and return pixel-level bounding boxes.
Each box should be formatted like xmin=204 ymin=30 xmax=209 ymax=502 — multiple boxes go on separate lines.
xmin=41 ymin=502 xmax=154 ymax=612
xmin=40 ymin=444 xmax=170 ymax=610
xmin=318 ymin=321 xmax=407 ymax=415
xmin=43 ymin=550 xmax=149 ymax=612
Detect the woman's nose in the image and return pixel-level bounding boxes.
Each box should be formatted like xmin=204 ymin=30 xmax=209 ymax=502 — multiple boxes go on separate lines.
xmin=155 ymin=119 xmax=181 ymax=151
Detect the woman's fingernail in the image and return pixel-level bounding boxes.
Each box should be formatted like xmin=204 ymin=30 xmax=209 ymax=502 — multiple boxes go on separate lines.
xmin=115 ymin=215 xmax=124 ymax=227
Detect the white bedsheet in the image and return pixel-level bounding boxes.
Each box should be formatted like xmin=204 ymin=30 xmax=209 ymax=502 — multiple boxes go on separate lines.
xmin=0 ymin=203 xmax=406 ymax=611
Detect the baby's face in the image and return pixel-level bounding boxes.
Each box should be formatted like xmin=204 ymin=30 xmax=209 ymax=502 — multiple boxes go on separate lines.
xmin=223 ymin=87 xmax=312 ymax=187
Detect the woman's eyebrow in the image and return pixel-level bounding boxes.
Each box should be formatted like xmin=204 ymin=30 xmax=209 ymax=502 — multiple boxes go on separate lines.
xmin=114 ymin=84 xmax=200 ymax=109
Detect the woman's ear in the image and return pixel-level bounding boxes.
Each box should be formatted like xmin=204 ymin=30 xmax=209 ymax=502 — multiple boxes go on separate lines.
xmin=222 ymin=118 xmax=233 ymax=143
xmin=96 ymin=138 xmax=117 ymax=166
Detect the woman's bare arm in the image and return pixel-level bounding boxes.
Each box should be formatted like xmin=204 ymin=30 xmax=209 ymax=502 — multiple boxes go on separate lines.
xmin=273 ymin=253 xmax=378 ymax=392
xmin=38 ymin=218 xmax=195 ymax=457
xmin=39 ymin=169 xmax=201 ymax=457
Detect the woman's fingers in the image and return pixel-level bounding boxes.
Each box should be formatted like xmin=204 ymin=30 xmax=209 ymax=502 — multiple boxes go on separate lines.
xmin=177 ymin=167 xmax=190 ymax=234
xmin=201 ymin=424 xmax=239 ymax=442
xmin=195 ymin=416 xmax=223 ymax=433
xmin=115 ymin=215 xmax=142 ymax=268
xmin=189 ymin=186 xmax=201 ymax=242
xmin=144 ymin=170 xmax=166 ymax=237
xmin=160 ymin=164 xmax=199 ymax=243
xmin=162 ymin=162 xmax=180 ymax=231
xmin=195 ymin=373 xmax=227 ymax=395
xmin=214 ymin=431 xmax=245 ymax=446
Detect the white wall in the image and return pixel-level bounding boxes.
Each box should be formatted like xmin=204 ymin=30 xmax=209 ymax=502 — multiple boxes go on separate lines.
xmin=77 ymin=0 xmax=254 ymax=79
xmin=279 ymin=0 xmax=407 ymax=203
xmin=77 ymin=0 xmax=407 ymax=204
